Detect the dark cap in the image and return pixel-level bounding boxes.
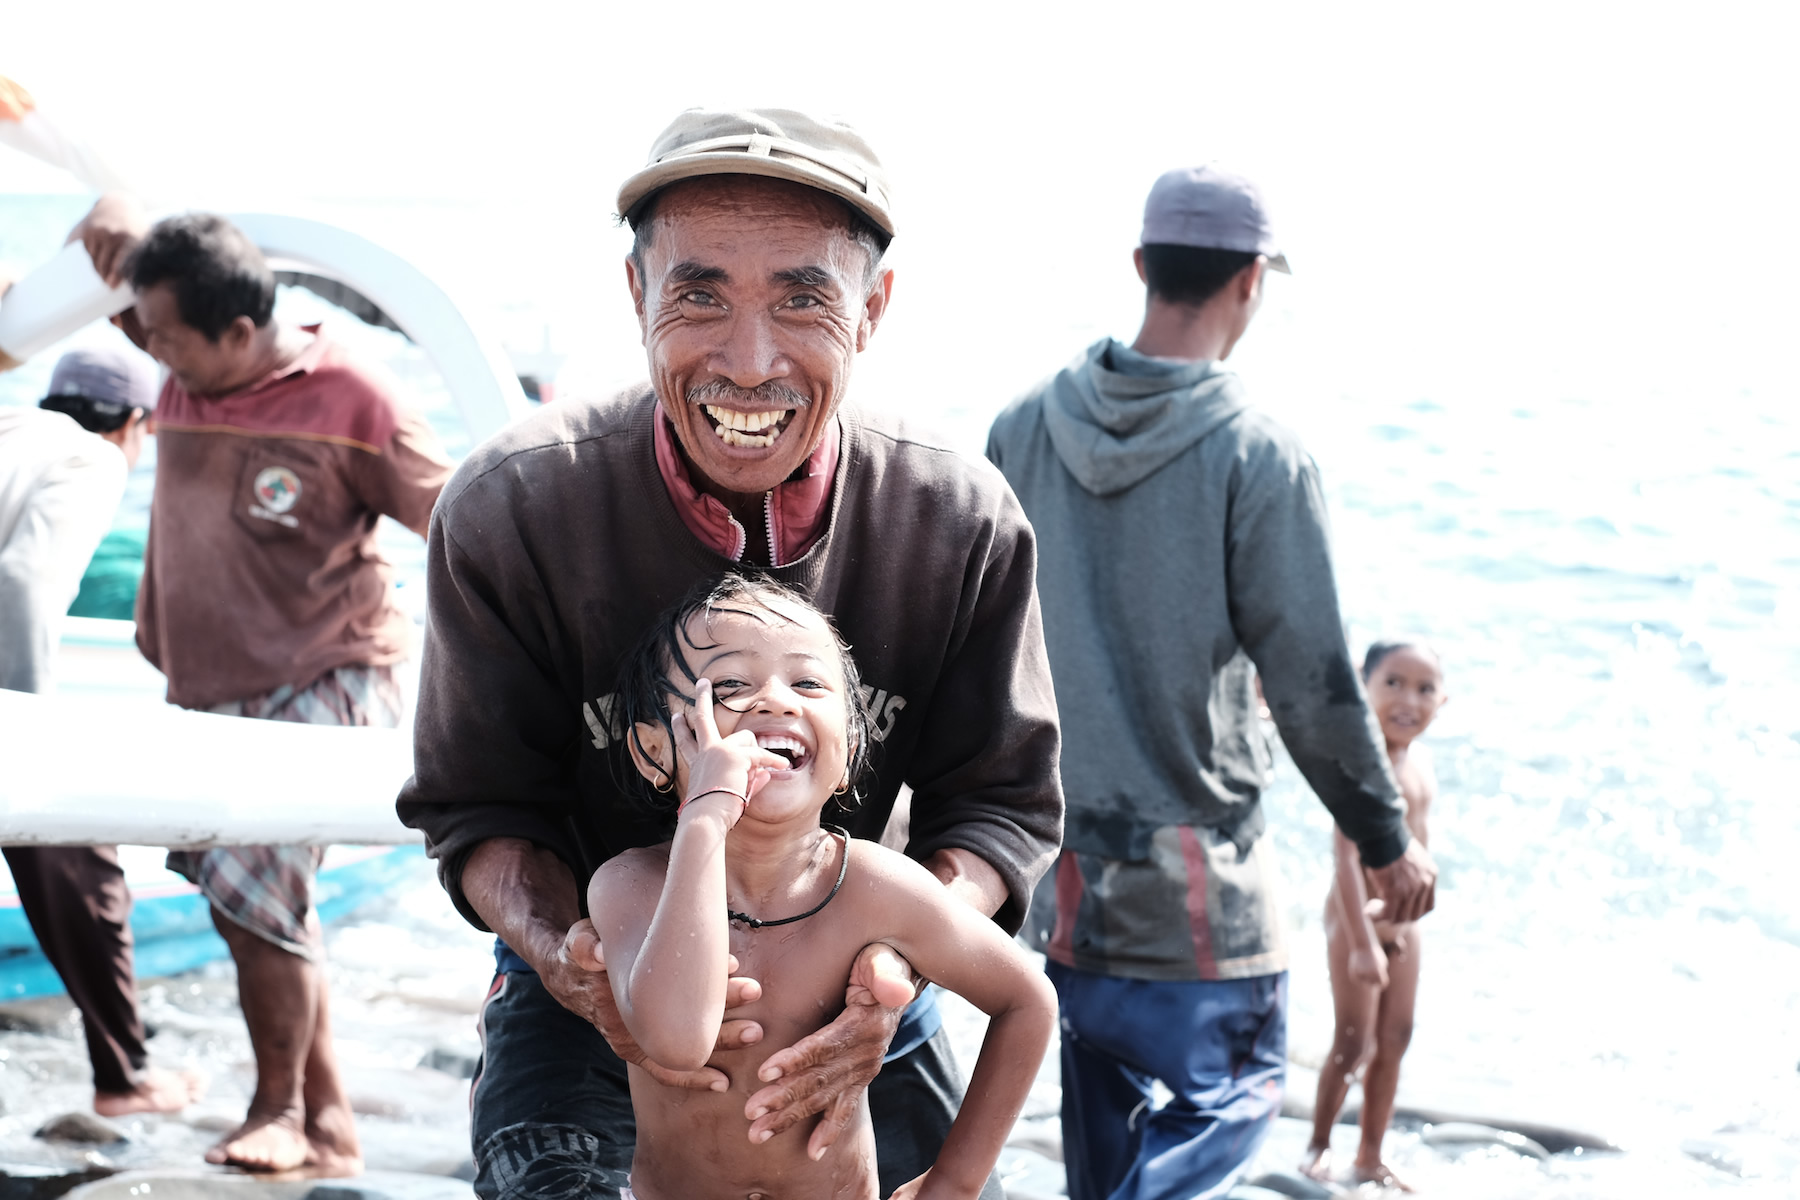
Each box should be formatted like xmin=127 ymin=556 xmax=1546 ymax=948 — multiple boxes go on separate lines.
xmin=1141 ymin=165 xmax=1290 ymax=274
xmin=39 ymin=346 xmax=159 ymax=433
xmin=618 ymin=107 xmax=895 ymax=238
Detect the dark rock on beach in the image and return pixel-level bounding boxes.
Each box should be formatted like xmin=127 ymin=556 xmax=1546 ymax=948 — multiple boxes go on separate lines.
xmin=0 ymin=1163 xmax=118 ymax=1200
xmin=31 ymin=1117 xmax=124 ymax=1147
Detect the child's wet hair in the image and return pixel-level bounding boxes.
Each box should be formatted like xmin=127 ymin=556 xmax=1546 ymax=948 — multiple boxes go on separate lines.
xmin=1362 ymin=638 xmax=1444 ymax=681
xmin=614 ymin=573 xmax=877 ymax=826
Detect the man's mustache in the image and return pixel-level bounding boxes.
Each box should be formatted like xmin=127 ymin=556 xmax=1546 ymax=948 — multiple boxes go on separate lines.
xmin=687 ymin=379 xmax=812 ymax=410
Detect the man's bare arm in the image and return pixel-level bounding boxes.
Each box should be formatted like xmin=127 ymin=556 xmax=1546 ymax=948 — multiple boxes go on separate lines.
xmin=461 ymin=839 xmax=580 ymax=976
xmin=67 ymin=192 xmax=148 ymax=288
xmin=460 ymin=837 xmax=763 ymax=1091
xmin=923 ymin=847 xmax=1009 ymax=918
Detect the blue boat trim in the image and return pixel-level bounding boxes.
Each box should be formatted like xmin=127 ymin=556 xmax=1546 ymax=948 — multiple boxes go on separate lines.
xmin=0 ymin=845 xmax=425 ymax=1000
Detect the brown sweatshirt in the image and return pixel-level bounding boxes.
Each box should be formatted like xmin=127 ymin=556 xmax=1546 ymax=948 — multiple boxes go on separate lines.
xmin=397 ymin=386 xmax=1064 ymax=933
xmin=136 ymin=329 xmax=452 ymax=708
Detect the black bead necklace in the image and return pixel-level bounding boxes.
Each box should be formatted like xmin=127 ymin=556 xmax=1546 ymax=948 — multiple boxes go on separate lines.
xmin=727 ymin=826 xmax=850 ymax=930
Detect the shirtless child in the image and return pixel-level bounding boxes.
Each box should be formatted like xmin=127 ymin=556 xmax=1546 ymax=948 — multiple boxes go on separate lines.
xmin=1301 ymin=640 xmax=1447 ymax=1192
xmin=590 ymin=575 xmax=1057 ymax=1200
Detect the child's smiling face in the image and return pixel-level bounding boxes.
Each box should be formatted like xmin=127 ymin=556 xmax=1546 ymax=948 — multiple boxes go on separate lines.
xmin=667 ymin=598 xmax=853 ymax=819
xmin=1365 ymin=645 xmax=1447 ymax=747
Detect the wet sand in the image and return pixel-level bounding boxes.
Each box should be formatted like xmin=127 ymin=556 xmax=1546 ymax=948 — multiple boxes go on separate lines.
xmin=0 ymin=858 xmax=488 ymax=1186
xmin=3 ymin=853 xmax=1777 ymax=1199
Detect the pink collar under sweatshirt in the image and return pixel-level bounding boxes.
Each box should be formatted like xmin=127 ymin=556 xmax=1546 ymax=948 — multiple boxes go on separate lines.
xmin=652 ymin=402 xmax=840 ymax=567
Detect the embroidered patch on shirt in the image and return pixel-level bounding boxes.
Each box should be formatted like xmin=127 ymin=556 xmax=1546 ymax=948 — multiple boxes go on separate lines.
xmin=253 ymin=465 xmax=301 ymax=512
xmin=250 ymin=465 xmax=303 ymax=527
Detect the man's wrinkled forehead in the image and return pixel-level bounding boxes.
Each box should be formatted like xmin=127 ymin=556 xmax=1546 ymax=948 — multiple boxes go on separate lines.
xmin=640 ymin=177 xmax=870 ymax=277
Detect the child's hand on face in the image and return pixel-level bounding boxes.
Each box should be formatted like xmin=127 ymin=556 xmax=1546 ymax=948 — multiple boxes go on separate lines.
xmin=672 ymin=678 xmax=790 ymax=826
xmin=1349 ymin=943 xmax=1389 ymax=990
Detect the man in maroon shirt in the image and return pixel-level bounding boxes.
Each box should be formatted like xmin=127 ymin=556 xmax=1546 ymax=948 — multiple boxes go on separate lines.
xmin=120 ymin=214 xmax=451 ymax=1174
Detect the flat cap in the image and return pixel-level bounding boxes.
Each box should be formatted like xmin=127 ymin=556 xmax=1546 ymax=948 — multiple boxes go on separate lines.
xmin=618 ymin=108 xmax=895 ymax=238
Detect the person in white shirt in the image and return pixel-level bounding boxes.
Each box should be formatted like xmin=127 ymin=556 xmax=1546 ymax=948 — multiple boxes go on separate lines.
xmin=0 ymin=345 xmax=200 ymax=1115
xmin=0 ymin=348 xmax=150 ymax=689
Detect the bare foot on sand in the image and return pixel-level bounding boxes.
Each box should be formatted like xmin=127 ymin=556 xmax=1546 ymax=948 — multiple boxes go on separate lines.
xmin=206 ymin=1109 xmax=310 ymax=1172
xmin=95 ymin=1072 xmax=206 ymax=1115
xmin=1352 ymin=1160 xmax=1415 ymax=1192
xmin=303 ymin=1102 xmax=363 ymax=1177
xmin=95 ymin=1067 xmax=207 ymax=1116
xmin=1300 ymin=1144 xmax=1338 ymax=1182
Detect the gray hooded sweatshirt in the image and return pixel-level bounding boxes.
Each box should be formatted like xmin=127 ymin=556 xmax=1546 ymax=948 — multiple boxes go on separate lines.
xmin=988 ymin=338 xmax=1408 ymax=879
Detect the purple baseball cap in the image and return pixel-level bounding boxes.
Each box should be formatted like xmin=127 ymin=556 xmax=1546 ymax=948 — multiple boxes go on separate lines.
xmin=40 ymin=346 xmax=159 ymax=433
xmin=1141 ymin=165 xmax=1290 ymax=274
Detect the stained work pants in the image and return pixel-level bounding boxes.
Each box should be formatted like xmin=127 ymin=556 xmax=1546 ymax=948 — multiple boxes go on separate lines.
xmin=4 ymin=845 xmax=147 ymax=1093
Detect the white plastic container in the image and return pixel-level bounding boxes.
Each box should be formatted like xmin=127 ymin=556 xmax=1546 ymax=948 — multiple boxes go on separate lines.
xmin=0 ymin=240 xmax=134 ymax=363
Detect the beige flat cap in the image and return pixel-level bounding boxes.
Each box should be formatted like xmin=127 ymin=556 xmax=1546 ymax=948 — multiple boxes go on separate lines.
xmin=617 ymin=107 xmax=895 ymax=238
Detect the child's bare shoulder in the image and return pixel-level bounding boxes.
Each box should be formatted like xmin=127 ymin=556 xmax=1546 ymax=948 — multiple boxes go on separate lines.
xmin=598 ymin=842 xmax=672 ymax=874
xmin=844 ymin=839 xmax=955 ymax=911
xmin=589 ymin=843 xmax=672 ymax=910
xmin=849 ymin=839 xmax=942 ymax=885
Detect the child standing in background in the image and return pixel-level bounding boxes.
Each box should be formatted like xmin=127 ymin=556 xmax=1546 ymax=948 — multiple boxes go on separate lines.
xmin=1301 ymin=641 xmax=1447 ymax=1192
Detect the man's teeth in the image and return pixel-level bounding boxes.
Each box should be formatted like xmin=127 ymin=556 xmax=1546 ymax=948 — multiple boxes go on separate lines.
xmin=706 ymin=405 xmax=786 ymax=431
xmin=705 ymin=405 xmax=790 ymax=448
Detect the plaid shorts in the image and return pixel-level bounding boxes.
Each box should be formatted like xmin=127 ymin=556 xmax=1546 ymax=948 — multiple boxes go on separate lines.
xmin=165 ymin=662 xmax=404 ymax=960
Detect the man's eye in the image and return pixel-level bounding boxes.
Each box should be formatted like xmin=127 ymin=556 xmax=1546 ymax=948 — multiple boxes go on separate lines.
xmin=784 ymin=294 xmax=821 ymax=310
xmin=680 ymin=290 xmax=717 ymax=305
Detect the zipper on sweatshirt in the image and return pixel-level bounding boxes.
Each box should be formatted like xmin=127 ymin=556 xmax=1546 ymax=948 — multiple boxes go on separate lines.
xmin=764 ymin=491 xmax=780 ymax=567
xmin=722 ymin=494 xmax=779 ymax=565
xmin=725 ymin=513 xmax=748 ymax=561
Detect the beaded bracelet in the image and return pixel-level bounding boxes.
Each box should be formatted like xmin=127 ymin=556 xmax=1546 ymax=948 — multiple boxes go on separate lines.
xmin=679 ymin=786 xmax=750 ymax=817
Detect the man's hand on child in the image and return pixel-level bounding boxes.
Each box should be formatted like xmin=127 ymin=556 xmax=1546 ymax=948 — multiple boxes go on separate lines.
xmin=744 ymin=942 xmax=917 ymax=1156
xmin=556 ymin=918 xmax=766 ymax=1091
xmin=1365 ymin=839 xmax=1438 ymax=924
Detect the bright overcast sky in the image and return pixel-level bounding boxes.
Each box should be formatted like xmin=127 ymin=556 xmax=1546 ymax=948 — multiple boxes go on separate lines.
xmin=6 ymin=0 xmax=1798 ymax=413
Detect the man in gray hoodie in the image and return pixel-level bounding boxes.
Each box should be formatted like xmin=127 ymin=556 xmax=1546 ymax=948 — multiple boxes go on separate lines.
xmin=986 ymin=166 xmax=1438 ymax=1200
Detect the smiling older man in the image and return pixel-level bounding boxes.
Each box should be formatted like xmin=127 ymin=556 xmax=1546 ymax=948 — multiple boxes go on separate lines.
xmin=397 ymin=109 xmax=1063 ymax=1200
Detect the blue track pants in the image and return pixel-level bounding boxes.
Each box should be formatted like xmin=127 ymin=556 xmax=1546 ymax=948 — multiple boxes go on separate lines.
xmin=1048 ymin=962 xmax=1287 ymax=1200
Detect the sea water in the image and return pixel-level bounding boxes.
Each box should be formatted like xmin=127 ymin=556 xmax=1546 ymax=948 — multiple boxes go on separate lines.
xmin=2 ymin=192 xmax=1796 ymax=1197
